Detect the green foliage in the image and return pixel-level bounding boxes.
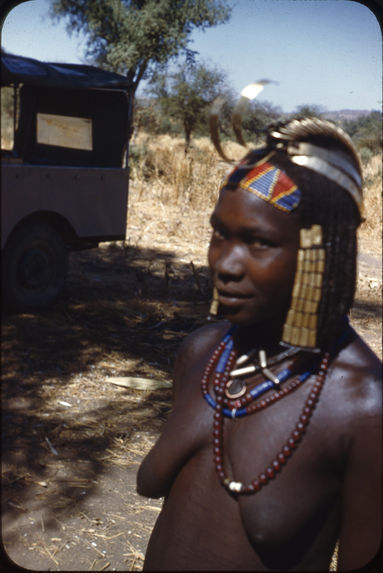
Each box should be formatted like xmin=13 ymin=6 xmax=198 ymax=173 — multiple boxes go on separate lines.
xmin=358 ymin=146 xmax=374 ymax=167
xmin=290 ymin=104 xmax=325 ymax=120
xmin=341 ymin=111 xmax=382 ymax=155
xmin=150 ymin=62 xmax=231 ymax=148
xmin=50 ymin=0 xmax=231 ymax=95
xmin=241 ymin=100 xmax=283 ymax=145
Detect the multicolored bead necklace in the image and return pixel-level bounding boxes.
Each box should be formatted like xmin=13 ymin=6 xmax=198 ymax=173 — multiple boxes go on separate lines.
xmin=201 ymin=327 xmax=331 ymax=495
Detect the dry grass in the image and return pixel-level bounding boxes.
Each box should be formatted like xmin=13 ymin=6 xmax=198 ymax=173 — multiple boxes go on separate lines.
xmin=358 ymin=153 xmax=382 ymax=254
xmin=130 ymin=132 xmax=382 ymax=257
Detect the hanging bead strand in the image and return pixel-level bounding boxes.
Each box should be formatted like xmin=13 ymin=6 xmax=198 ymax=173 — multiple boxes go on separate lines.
xmin=215 ymin=352 xmax=330 ymax=495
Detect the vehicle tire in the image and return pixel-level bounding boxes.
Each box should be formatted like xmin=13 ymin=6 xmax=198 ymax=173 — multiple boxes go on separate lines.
xmin=2 ymin=222 xmax=68 ymax=312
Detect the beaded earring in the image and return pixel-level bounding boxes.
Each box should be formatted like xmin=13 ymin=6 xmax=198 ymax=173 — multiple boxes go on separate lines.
xmin=208 ymin=286 xmax=219 ymax=320
xmin=282 ymin=224 xmax=325 ymax=350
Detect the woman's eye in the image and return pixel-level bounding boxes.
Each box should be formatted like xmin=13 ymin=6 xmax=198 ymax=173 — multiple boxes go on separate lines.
xmin=248 ymin=236 xmax=274 ymax=249
xmin=211 ymin=227 xmax=225 ymax=240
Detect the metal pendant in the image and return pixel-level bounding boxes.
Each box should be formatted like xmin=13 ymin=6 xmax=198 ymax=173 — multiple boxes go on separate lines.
xmin=225 ymin=378 xmax=247 ymax=399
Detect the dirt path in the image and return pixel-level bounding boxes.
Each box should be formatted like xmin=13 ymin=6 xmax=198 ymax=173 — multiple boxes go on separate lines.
xmin=2 ymin=199 xmax=381 ymax=571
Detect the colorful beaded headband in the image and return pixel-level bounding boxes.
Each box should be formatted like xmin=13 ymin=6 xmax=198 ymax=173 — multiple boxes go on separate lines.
xmin=209 ymin=83 xmax=363 ymax=216
xmin=223 ymin=160 xmax=302 ymax=213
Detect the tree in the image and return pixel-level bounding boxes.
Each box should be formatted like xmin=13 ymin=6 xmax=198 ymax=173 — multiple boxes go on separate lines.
xmin=342 ymin=111 xmax=382 ymax=153
xmin=50 ymin=0 xmax=231 ymax=97
xmin=241 ymin=100 xmax=283 ymax=144
xmin=290 ymin=104 xmax=325 ymax=120
xmin=150 ymin=62 xmax=231 ymax=149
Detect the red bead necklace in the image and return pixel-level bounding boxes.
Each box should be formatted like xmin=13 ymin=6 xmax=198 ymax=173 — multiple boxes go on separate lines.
xmin=203 ymin=335 xmax=330 ymax=495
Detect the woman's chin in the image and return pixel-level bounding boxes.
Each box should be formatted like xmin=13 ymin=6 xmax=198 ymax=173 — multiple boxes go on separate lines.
xmin=218 ymin=304 xmax=257 ymax=326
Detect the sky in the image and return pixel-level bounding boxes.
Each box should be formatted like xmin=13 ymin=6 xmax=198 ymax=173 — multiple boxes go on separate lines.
xmin=1 ymin=0 xmax=382 ymax=112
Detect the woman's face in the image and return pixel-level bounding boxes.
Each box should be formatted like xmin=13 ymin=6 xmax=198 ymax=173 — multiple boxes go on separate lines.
xmin=208 ymin=187 xmax=301 ymax=329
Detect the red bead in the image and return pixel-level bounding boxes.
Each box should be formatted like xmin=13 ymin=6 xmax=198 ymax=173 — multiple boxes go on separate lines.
xmin=266 ymin=467 xmax=275 ymax=479
xmin=272 ymin=460 xmax=281 ymax=472
xmin=252 ymin=479 xmax=261 ymax=491
xmin=277 ymin=452 xmax=286 ymax=464
xmin=300 ymin=414 xmax=309 ymax=425
xmin=259 ymin=400 xmax=266 ymax=409
xmin=296 ymin=422 xmax=305 ymax=432
xmin=259 ymin=473 xmax=268 ymax=485
xmin=292 ymin=430 xmax=301 ymax=440
xmin=283 ymin=445 xmax=292 ymax=456
xmin=288 ymin=437 xmax=297 ymax=448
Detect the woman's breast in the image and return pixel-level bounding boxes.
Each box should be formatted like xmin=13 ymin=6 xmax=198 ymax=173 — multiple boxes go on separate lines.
xmin=144 ymin=380 xmax=343 ymax=571
xmin=144 ymin=447 xmax=267 ymax=571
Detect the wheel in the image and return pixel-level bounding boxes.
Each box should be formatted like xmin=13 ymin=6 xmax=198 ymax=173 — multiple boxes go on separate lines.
xmin=2 ymin=222 xmax=68 ymax=312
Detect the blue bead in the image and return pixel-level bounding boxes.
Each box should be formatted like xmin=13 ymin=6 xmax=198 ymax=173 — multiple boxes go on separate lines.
xmin=204 ymin=394 xmax=216 ymax=408
xmin=249 ymin=381 xmax=273 ymax=399
xmin=278 ymin=368 xmax=291 ymax=382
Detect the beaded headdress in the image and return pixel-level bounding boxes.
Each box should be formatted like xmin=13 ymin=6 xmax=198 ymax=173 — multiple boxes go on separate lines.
xmin=223 ymin=159 xmax=302 ymax=213
xmin=209 ymin=82 xmax=363 ymax=350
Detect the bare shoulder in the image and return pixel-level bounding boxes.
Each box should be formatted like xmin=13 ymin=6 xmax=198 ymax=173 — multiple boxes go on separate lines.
xmin=172 ymin=320 xmax=231 ymax=395
xmin=176 ymin=320 xmax=230 ymax=363
xmin=326 ymin=327 xmax=382 ymax=422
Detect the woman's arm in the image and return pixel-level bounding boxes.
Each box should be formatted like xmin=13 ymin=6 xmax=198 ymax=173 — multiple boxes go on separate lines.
xmin=136 ymin=323 xmax=226 ymax=499
xmin=337 ymin=372 xmax=382 ymax=570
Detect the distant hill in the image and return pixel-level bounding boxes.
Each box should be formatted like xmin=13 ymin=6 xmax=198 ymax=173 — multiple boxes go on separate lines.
xmin=323 ymin=109 xmax=376 ymax=121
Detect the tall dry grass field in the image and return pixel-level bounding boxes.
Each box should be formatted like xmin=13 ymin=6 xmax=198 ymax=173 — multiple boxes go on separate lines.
xmin=358 ymin=153 xmax=382 ymax=255
xmin=128 ymin=133 xmax=382 ymax=262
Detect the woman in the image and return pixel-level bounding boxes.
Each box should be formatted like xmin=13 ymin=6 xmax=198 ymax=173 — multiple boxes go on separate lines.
xmin=137 ymin=117 xmax=381 ymax=571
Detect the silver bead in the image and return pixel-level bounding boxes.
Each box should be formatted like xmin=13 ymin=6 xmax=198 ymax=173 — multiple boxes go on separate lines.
xmin=230 ymin=365 xmax=256 ymax=377
xmin=259 ymin=349 xmax=267 ymax=369
xmin=228 ymin=481 xmax=243 ymax=492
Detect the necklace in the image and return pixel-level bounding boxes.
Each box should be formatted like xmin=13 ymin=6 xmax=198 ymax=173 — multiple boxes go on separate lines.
xmin=201 ymin=327 xmax=330 ymax=495
xmin=201 ymin=332 xmax=316 ymax=419
xmin=226 ymin=346 xmax=300 ymax=399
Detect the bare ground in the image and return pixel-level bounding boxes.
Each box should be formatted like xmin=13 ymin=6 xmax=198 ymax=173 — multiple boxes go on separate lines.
xmin=1 ymin=184 xmax=382 ymax=572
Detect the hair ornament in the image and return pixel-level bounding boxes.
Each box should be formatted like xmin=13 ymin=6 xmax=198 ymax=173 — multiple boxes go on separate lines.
xmin=209 ymin=80 xmax=276 ymax=163
xmin=268 ymin=118 xmax=363 ymax=215
xmin=282 ymin=224 xmax=325 ymax=351
xmin=210 ymin=86 xmax=363 ymax=216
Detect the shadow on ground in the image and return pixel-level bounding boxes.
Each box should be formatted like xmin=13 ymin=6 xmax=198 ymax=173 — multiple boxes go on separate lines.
xmin=2 ymin=242 xmax=381 ymax=542
xmin=2 ymin=243 xmax=211 ymax=532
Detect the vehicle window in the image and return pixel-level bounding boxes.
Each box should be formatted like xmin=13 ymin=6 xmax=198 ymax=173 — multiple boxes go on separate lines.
xmin=1 ymin=86 xmax=15 ymax=150
xmin=36 ymin=113 xmax=93 ymax=150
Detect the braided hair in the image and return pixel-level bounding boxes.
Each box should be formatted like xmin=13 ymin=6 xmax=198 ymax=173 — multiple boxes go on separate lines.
xmin=247 ymin=118 xmax=363 ymax=349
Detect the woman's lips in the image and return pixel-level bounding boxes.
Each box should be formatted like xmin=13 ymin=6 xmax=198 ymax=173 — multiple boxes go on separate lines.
xmin=217 ymin=289 xmax=252 ymax=307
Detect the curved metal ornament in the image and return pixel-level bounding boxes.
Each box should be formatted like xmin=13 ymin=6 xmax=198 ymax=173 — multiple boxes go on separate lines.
xmin=225 ymin=378 xmax=247 ymax=399
xmin=209 ymin=80 xmax=275 ymax=163
xmin=209 ymin=95 xmax=231 ymax=162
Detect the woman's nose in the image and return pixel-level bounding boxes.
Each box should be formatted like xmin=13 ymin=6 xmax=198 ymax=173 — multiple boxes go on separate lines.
xmin=214 ymin=243 xmax=245 ymax=282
